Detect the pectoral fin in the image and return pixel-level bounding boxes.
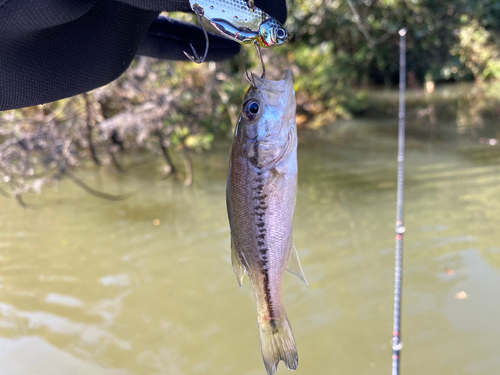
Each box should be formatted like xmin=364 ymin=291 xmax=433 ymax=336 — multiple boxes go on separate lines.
xmin=287 ymin=243 xmax=308 ymax=286
xmin=231 ymin=236 xmax=246 ymax=287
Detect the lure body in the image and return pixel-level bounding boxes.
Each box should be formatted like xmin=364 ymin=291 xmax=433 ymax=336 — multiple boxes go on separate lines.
xmin=188 ymin=0 xmax=290 ymax=47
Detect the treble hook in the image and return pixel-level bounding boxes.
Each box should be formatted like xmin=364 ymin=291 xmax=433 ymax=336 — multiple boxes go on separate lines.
xmin=245 ymin=44 xmax=265 ymax=85
xmin=184 ymin=4 xmax=209 ymax=64
xmin=245 ymin=68 xmax=256 ymax=87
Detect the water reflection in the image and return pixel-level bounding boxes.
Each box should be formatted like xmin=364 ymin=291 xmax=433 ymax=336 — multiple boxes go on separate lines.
xmin=1 ymin=96 xmax=500 ymax=374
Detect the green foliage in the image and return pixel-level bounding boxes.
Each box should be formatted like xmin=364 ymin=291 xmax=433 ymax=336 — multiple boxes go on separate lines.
xmin=289 ymin=41 xmax=366 ymax=127
xmin=451 ymin=20 xmax=500 ymax=80
xmin=285 ymin=0 xmax=500 ymax=84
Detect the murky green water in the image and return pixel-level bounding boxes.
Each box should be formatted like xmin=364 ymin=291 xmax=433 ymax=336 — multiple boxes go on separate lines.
xmin=1 ymin=92 xmax=500 ymax=374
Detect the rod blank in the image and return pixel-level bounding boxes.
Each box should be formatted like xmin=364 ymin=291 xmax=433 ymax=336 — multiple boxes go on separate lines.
xmin=391 ymin=27 xmax=406 ymax=375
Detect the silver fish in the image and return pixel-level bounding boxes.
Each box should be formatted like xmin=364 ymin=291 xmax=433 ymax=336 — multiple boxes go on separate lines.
xmin=226 ymin=70 xmax=307 ymax=375
xmin=188 ymin=0 xmax=290 ymax=47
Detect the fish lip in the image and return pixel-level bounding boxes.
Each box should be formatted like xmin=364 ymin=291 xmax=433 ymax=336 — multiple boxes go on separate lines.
xmin=251 ymin=69 xmax=294 ymax=92
xmin=248 ymin=69 xmax=295 ymax=112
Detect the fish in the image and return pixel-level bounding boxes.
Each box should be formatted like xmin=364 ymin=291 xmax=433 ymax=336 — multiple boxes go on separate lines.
xmin=226 ymin=70 xmax=307 ymax=375
xmin=188 ymin=0 xmax=290 ymax=47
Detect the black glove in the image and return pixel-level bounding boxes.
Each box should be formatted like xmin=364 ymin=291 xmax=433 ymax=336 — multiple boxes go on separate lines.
xmin=0 ymin=0 xmax=287 ymax=111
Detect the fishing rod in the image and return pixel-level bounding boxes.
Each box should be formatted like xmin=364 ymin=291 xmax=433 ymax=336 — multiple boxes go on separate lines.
xmin=391 ymin=28 xmax=406 ymax=375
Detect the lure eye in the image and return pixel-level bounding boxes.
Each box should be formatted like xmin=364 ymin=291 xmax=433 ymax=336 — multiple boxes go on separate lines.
xmin=243 ymin=100 xmax=260 ymax=120
xmin=276 ymin=28 xmax=286 ymax=39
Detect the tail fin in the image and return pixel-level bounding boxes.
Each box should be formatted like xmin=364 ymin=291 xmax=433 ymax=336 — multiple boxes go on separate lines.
xmin=258 ymin=317 xmax=298 ymax=375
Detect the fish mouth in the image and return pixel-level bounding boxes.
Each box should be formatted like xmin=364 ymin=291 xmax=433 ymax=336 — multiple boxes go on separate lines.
xmin=250 ymin=70 xmax=294 ymax=106
xmin=251 ymin=70 xmax=293 ymax=88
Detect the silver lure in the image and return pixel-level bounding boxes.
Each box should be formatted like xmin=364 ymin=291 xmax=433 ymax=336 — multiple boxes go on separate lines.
xmin=188 ymin=0 xmax=290 ymax=47
xmin=226 ymin=70 xmax=307 ymax=375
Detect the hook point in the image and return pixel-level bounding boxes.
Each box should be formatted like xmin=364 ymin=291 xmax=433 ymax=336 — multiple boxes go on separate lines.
xmin=183 ymin=8 xmax=209 ymax=64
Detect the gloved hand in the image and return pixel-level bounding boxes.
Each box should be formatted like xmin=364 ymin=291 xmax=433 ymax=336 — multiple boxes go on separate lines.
xmin=0 ymin=0 xmax=287 ymax=111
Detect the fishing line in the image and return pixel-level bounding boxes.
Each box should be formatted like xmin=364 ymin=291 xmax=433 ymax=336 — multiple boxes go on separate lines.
xmin=391 ymin=28 xmax=406 ymax=375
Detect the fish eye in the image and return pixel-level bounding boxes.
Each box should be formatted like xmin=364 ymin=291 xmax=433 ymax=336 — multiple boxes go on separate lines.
xmin=243 ymin=100 xmax=260 ymax=120
xmin=276 ymin=28 xmax=286 ymax=39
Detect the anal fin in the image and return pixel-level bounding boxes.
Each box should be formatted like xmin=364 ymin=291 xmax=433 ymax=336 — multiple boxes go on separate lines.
xmin=231 ymin=236 xmax=246 ymax=287
xmin=287 ymin=243 xmax=308 ymax=286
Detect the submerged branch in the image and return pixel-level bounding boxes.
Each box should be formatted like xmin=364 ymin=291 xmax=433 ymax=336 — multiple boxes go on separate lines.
xmin=108 ymin=144 xmax=124 ymax=173
xmin=179 ymin=137 xmax=193 ymax=187
xmin=62 ymin=169 xmax=136 ymax=201
xmin=109 ymin=150 xmax=124 ymax=173
xmin=84 ymin=93 xmax=101 ymax=166
xmin=62 ymin=168 xmax=161 ymax=201
xmin=15 ymin=193 xmax=27 ymax=208
xmin=155 ymin=127 xmax=176 ymax=175
xmin=0 ymin=58 xmax=209 ymax=201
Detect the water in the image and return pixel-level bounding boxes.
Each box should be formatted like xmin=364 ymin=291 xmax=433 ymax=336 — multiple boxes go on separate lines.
xmin=1 ymin=94 xmax=500 ymax=374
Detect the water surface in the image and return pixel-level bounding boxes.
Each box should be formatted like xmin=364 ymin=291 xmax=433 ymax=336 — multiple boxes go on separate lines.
xmin=1 ymin=94 xmax=500 ymax=374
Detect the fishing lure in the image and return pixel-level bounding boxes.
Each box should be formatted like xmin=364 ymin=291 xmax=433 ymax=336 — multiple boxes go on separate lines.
xmin=185 ymin=0 xmax=290 ymax=65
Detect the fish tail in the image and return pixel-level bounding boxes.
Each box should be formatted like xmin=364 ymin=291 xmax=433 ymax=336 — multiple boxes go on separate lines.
xmin=258 ymin=317 xmax=298 ymax=375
